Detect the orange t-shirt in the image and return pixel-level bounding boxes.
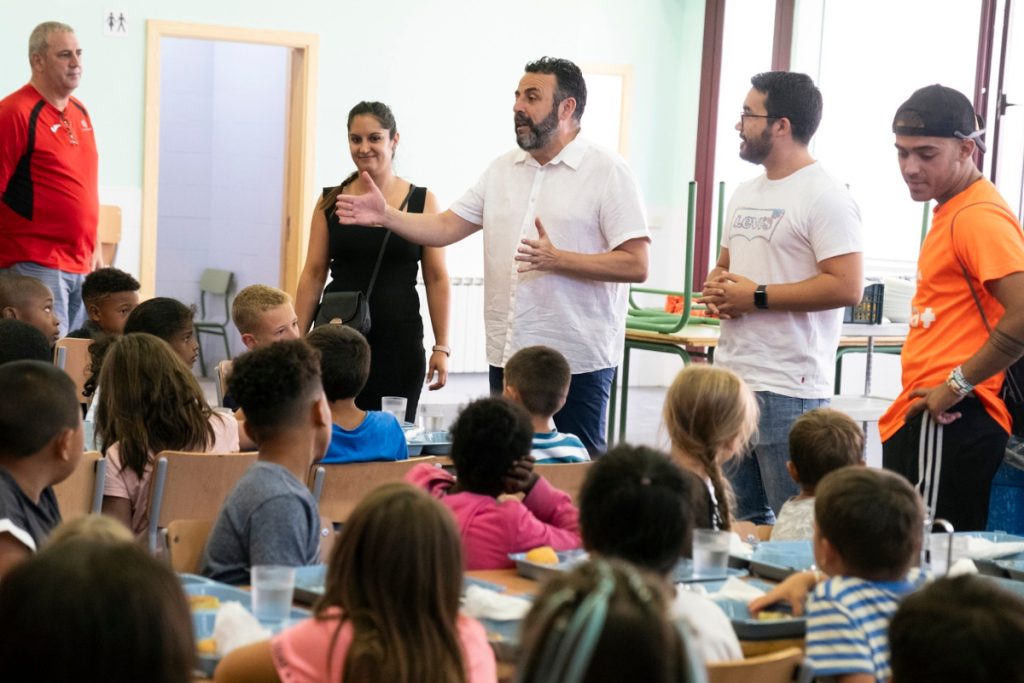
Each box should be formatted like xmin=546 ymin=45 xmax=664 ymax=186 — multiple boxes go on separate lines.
xmin=879 ymin=179 xmax=1024 ymax=441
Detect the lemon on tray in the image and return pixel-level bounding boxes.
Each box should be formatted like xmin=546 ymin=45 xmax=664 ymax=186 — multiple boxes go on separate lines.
xmin=525 ymin=546 xmax=559 ymax=565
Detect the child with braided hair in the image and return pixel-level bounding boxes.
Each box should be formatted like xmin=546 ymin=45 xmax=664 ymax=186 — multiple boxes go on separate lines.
xmin=663 ymin=365 xmax=759 ymax=531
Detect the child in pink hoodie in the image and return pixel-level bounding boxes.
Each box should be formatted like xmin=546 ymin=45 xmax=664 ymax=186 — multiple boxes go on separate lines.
xmin=406 ymin=397 xmax=581 ymax=570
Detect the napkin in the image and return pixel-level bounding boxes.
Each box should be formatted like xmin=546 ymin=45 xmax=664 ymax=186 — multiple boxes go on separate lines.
xmin=461 ymin=585 xmax=532 ymax=622
xmin=710 ymin=576 xmax=766 ymax=604
xmin=963 ymin=537 xmax=1024 ymax=561
xmin=213 ymin=601 xmax=273 ymax=656
xmin=729 ymin=533 xmax=753 ymax=559
xmin=946 ymin=558 xmax=979 ymax=577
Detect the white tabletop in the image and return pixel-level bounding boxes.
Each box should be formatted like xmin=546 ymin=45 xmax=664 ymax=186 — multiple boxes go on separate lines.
xmin=840 ymin=322 xmax=909 ymax=337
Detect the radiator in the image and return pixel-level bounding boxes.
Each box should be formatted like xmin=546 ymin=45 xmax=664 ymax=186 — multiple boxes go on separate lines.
xmin=416 ymin=276 xmax=488 ymax=373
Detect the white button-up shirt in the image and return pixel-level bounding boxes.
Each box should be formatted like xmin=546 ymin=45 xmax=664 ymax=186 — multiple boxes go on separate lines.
xmin=451 ymin=136 xmax=649 ymax=373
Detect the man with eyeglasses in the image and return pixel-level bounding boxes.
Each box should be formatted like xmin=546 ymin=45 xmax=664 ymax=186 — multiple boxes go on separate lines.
xmin=698 ymin=72 xmax=863 ymax=525
xmin=880 ymin=85 xmax=1024 ymax=531
xmin=0 ymin=22 xmax=100 ymax=337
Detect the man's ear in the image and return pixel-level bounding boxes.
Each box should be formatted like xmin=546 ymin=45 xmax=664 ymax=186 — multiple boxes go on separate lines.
xmin=503 ymin=385 xmax=519 ymax=401
xmin=785 ymin=460 xmax=800 ymax=484
xmin=559 ymin=96 xmax=577 ymax=123
xmin=240 ymin=332 xmax=257 ymax=350
xmin=1 ymin=306 xmax=18 ymax=320
xmin=53 ymin=428 xmax=75 ymax=463
xmin=87 ymin=303 xmax=102 ymax=323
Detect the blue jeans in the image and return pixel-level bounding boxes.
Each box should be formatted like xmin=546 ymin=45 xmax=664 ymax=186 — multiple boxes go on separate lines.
xmin=490 ymin=365 xmax=614 ymax=458
xmin=1 ymin=261 xmax=86 ymax=337
xmin=725 ymin=391 xmax=829 ymax=524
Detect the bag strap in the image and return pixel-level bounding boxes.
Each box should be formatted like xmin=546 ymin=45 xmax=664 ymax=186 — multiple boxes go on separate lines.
xmin=366 ymin=184 xmax=415 ymax=300
xmin=950 ymin=201 xmax=1019 ymax=333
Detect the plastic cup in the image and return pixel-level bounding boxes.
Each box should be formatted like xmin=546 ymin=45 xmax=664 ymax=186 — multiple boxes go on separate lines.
xmin=382 ymin=396 xmax=408 ymax=423
xmin=251 ymin=565 xmax=295 ymax=622
xmin=692 ymin=529 xmax=731 ymax=579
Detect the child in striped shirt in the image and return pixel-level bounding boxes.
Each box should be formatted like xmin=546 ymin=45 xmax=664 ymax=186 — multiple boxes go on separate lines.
xmin=751 ymin=467 xmax=926 ymax=683
xmin=503 ymin=346 xmax=590 ymax=464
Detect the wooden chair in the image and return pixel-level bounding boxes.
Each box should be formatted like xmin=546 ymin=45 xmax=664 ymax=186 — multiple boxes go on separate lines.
xmin=97 ymin=204 xmax=122 ymax=266
xmin=215 ymin=359 xmax=233 ymax=407
xmin=533 ymin=462 xmax=592 ymax=503
xmin=311 ymin=457 xmax=439 ymax=523
xmin=146 ymin=450 xmax=258 ymax=553
xmin=53 ymin=337 xmax=93 ymax=407
xmin=166 ymin=519 xmax=215 ymax=573
xmin=52 ymin=450 xmax=105 ymax=520
xmin=706 ymin=647 xmax=811 ymax=683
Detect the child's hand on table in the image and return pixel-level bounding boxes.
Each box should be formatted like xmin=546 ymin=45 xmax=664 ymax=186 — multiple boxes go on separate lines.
xmin=502 ymin=454 xmax=539 ymax=495
xmin=748 ymin=569 xmax=820 ymax=617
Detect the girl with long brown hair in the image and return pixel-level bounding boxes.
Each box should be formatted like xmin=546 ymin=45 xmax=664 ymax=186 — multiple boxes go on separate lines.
xmin=99 ymin=333 xmax=239 ymax=535
xmin=214 ymin=483 xmax=496 ymax=683
xmin=663 ymin=365 xmax=759 ymax=530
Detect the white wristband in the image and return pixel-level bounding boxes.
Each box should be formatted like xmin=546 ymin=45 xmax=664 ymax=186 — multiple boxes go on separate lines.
xmin=432 ymin=345 xmax=451 ymax=357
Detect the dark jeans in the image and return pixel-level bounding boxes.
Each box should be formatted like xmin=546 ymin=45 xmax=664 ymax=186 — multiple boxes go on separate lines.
xmin=490 ymin=365 xmax=614 ymax=457
xmin=725 ymin=391 xmax=829 ymax=525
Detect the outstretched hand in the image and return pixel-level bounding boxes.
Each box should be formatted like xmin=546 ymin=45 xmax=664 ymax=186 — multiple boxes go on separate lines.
xmin=515 ymin=217 xmax=562 ymax=273
xmin=335 ymin=172 xmax=388 ymax=227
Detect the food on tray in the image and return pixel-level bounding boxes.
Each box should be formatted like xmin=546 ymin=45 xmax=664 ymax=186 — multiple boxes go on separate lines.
xmin=756 ymin=610 xmax=791 ymax=621
xmin=525 ymin=546 xmax=559 ymax=565
xmin=188 ymin=594 xmax=221 ymax=611
xmin=196 ymin=637 xmax=217 ymax=655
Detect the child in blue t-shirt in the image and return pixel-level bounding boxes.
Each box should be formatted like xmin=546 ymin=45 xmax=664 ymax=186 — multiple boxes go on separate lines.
xmin=306 ymin=324 xmax=407 ymax=464
xmin=503 ymin=346 xmax=590 ymax=464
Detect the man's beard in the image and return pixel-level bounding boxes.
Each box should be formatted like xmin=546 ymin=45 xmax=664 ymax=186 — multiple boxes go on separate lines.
xmin=739 ymin=127 xmax=773 ymax=164
xmin=515 ymin=104 xmax=560 ymax=150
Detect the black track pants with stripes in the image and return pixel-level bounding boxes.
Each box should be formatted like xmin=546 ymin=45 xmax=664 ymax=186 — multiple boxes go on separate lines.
xmin=883 ymin=397 xmax=1007 ymax=531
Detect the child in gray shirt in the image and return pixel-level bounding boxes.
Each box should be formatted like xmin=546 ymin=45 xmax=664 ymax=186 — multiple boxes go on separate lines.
xmin=201 ymin=340 xmax=332 ymax=585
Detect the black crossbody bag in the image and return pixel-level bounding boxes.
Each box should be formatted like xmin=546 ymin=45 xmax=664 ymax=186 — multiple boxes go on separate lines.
xmin=951 ymin=201 xmax=1024 ymax=437
xmin=314 ymin=184 xmax=416 ymax=334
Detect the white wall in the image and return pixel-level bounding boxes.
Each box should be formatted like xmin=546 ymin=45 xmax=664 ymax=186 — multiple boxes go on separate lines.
xmin=155 ymin=38 xmax=288 ymax=358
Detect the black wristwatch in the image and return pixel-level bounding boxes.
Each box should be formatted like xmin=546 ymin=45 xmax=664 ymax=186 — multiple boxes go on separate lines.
xmin=754 ymin=284 xmax=768 ymax=310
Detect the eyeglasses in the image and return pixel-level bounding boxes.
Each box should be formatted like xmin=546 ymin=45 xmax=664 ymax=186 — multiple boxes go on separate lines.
xmin=60 ymin=114 xmax=78 ymax=145
xmin=740 ymin=113 xmax=780 ymax=123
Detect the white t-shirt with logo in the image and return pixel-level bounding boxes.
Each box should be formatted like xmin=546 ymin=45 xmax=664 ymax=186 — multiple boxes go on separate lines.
xmin=717 ymin=162 xmax=862 ymax=398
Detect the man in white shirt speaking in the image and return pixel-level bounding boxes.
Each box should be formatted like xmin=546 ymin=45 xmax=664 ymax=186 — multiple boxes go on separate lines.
xmin=698 ymin=72 xmax=863 ymax=524
xmin=336 ymin=57 xmax=651 ymax=457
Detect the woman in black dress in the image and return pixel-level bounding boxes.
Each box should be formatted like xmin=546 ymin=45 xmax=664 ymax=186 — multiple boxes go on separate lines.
xmin=296 ymin=102 xmax=449 ymax=422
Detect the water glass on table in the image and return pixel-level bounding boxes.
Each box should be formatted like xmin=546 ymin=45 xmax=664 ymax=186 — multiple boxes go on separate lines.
xmin=692 ymin=529 xmax=732 ymax=579
xmin=382 ymin=396 xmax=408 ymax=423
xmin=252 ymin=565 xmax=296 ymax=622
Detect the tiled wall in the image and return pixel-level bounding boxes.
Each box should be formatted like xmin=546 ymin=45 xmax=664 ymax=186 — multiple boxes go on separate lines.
xmin=155 ymin=38 xmax=288 ymax=363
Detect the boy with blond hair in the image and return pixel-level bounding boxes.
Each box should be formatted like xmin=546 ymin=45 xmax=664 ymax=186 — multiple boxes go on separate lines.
xmin=503 ymin=346 xmax=590 ymax=463
xmin=231 ymin=284 xmax=301 ymax=350
xmin=771 ymin=408 xmax=865 ymax=540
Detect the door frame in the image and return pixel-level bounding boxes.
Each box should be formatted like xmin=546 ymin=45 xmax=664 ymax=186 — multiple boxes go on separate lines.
xmin=141 ymin=20 xmax=319 ymax=298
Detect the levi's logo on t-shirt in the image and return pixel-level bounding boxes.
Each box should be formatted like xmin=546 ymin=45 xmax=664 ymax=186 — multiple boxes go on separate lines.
xmin=731 ymin=207 xmax=786 ymax=242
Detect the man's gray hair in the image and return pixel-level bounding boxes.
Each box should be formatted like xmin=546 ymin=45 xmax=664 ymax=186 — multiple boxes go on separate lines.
xmin=28 ymin=21 xmax=74 ymax=61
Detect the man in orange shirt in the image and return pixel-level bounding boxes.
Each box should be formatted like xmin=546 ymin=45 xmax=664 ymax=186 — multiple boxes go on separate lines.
xmin=880 ymin=85 xmax=1024 ymax=531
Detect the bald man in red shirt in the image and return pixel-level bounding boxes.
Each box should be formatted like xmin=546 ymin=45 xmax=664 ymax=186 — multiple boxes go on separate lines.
xmin=0 ymin=21 xmax=100 ymax=336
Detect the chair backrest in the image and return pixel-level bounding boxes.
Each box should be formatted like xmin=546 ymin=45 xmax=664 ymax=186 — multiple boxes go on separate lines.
xmin=533 ymin=462 xmax=592 ymax=503
xmin=98 ymin=204 xmax=122 ymax=266
xmin=52 ymin=450 xmax=105 ymax=520
xmin=146 ymin=450 xmax=258 ymax=552
xmin=53 ymin=337 xmax=93 ymax=406
xmin=216 ymin=360 xmax=233 ymax=407
xmin=313 ymin=458 xmax=438 ymax=523
xmin=198 ymin=269 xmax=233 ymax=321
xmin=166 ymin=519 xmax=215 ymax=573
xmin=706 ymin=647 xmax=810 ymax=683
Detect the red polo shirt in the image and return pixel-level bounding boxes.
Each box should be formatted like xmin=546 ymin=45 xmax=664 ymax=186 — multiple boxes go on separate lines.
xmin=0 ymin=83 xmax=99 ymax=274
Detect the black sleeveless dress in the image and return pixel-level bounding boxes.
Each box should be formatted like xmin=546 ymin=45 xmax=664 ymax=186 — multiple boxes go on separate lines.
xmin=322 ymin=185 xmax=427 ymax=422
